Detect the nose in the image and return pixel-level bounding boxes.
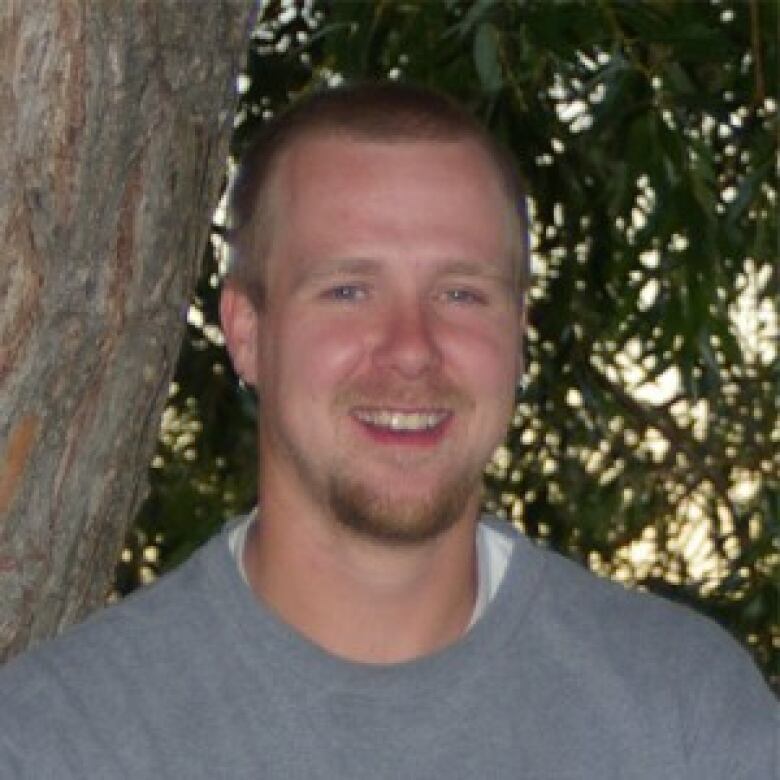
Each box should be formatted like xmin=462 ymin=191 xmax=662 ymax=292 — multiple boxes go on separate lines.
xmin=371 ymin=299 xmax=442 ymax=378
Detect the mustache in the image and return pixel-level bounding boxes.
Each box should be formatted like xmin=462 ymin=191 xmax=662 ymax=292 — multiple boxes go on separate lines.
xmin=335 ymin=377 xmax=473 ymax=411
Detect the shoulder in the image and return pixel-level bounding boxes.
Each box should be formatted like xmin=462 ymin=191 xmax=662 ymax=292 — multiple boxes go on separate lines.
xmin=495 ymin=521 xmax=777 ymax=773
xmin=0 ymin=528 xmax=232 ymax=709
xmin=490 ymin=517 xmax=749 ymax=659
xmin=0 ymin=525 xmax=259 ymax=776
xmin=526 ymin=533 xmax=753 ymax=669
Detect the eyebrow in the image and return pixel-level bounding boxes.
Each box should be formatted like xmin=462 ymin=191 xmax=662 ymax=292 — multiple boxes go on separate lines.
xmin=436 ymin=259 xmax=511 ymax=281
xmin=292 ymin=257 xmax=382 ymax=287
xmin=314 ymin=257 xmax=383 ymax=275
xmin=292 ymin=255 xmax=514 ymax=289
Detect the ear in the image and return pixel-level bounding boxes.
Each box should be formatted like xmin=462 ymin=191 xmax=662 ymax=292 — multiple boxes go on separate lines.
xmin=220 ymin=281 xmax=260 ymax=387
xmin=516 ymin=296 xmax=528 ymax=381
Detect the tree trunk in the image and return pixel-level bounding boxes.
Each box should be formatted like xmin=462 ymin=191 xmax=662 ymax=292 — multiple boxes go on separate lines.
xmin=0 ymin=0 xmax=255 ymax=660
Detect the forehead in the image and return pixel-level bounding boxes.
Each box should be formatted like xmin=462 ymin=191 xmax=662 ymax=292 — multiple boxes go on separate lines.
xmin=267 ymin=136 xmax=513 ymax=264
xmin=276 ymin=134 xmax=506 ymax=201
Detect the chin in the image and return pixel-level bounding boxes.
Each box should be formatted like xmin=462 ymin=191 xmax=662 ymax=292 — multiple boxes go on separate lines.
xmin=326 ymin=470 xmax=478 ymax=545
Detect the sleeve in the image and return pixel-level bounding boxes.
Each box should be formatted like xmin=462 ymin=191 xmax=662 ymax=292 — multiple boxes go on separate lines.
xmin=681 ymin=621 xmax=779 ymax=780
xmin=0 ymin=728 xmax=50 ymax=780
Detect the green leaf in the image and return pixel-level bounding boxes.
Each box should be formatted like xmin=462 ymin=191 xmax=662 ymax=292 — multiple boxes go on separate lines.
xmin=473 ymin=22 xmax=503 ymax=93
xmin=456 ymin=0 xmax=499 ymax=37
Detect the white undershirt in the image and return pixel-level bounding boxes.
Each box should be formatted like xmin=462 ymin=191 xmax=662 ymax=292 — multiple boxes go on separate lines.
xmin=228 ymin=511 xmax=513 ymax=629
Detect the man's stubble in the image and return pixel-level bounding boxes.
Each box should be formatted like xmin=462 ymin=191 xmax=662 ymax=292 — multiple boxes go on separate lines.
xmin=326 ymin=457 xmax=482 ymax=545
xmin=266 ymin=378 xmax=485 ymax=545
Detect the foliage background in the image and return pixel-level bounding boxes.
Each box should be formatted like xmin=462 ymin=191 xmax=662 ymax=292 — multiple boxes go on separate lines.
xmin=113 ymin=0 xmax=778 ymax=689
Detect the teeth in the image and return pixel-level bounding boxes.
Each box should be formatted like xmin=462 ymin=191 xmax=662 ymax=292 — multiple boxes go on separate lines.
xmin=355 ymin=409 xmax=447 ymax=431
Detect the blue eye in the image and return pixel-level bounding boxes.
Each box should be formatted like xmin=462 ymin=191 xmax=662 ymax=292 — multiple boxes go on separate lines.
xmin=324 ymin=284 xmax=366 ymax=301
xmin=446 ymin=288 xmax=486 ymax=304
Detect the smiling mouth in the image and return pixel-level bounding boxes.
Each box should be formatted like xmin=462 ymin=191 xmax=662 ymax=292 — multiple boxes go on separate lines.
xmin=352 ymin=408 xmax=450 ymax=432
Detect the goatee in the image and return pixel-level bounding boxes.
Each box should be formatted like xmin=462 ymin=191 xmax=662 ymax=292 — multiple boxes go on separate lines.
xmin=327 ymin=467 xmax=480 ymax=545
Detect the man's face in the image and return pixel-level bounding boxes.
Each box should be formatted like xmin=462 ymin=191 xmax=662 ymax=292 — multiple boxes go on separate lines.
xmin=236 ymin=136 xmax=522 ymax=543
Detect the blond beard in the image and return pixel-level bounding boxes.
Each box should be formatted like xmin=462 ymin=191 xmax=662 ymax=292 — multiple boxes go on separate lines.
xmin=326 ymin=465 xmax=480 ymax=545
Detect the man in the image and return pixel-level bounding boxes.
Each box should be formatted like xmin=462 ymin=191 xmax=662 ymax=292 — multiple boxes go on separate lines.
xmin=0 ymin=82 xmax=775 ymax=778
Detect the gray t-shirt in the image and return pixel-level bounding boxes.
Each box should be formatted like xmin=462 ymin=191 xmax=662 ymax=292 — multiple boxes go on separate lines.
xmin=0 ymin=519 xmax=776 ymax=778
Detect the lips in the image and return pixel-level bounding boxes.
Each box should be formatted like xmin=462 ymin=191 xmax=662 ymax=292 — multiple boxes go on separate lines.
xmin=351 ymin=407 xmax=452 ymax=445
xmin=352 ymin=408 xmax=449 ymax=431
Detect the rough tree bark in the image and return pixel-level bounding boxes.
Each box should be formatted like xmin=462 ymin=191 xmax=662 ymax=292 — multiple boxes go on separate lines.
xmin=0 ymin=0 xmax=255 ymax=660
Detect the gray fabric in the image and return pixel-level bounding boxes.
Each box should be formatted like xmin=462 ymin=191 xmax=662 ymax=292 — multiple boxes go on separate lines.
xmin=0 ymin=519 xmax=776 ymax=779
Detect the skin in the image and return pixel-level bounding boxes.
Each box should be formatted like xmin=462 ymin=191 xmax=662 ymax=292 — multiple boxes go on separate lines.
xmin=221 ymin=136 xmax=524 ymax=663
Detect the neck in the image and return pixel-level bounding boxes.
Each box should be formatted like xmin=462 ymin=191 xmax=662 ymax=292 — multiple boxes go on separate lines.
xmin=243 ymin=478 xmax=480 ymax=664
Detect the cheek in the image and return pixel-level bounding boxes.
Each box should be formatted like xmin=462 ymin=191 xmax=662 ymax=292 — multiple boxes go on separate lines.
xmin=276 ymin=316 xmax=367 ymax=393
xmin=441 ymin=319 xmax=519 ymax=392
